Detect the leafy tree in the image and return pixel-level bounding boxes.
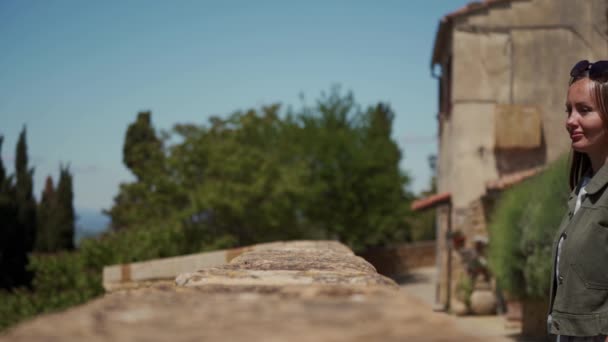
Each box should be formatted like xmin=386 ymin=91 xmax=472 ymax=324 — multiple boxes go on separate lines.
xmin=174 ymin=105 xmax=315 ymax=247
xmin=107 ymin=112 xmax=181 ymax=230
xmin=407 ymin=154 xmax=438 ymax=242
xmin=106 ymin=89 xmax=413 ymax=252
xmin=296 ymin=95 xmax=411 ymax=250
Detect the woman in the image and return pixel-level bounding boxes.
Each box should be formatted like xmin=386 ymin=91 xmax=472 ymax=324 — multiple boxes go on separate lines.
xmin=548 ymin=60 xmax=608 ymax=341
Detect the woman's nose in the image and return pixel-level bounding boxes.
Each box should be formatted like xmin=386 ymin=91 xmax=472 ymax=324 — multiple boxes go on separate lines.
xmin=565 ymin=113 xmax=578 ymax=130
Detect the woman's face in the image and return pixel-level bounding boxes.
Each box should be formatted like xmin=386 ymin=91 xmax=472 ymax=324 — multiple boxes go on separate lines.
xmin=565 ymin=78 xmax=608 ymax=155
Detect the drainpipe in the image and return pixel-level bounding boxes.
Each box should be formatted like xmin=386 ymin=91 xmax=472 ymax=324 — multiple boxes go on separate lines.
xmin=432 ymin=205 xmax=444 ymax=311
xmin=446 ymin=201 xmax=453 ymax=312
xmin=431 ymin=61 xmax=447 ymax=312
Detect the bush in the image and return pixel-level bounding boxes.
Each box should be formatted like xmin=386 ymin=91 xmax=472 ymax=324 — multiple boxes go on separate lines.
xmin=488 ymin=155 xmax=569 ymax=300
xmin=0 ymin=220 xmax=238 ymax=331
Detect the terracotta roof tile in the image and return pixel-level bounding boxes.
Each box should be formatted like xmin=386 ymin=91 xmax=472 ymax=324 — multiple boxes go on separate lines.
xmin=486 ymin=166 xmax=544 ymax=191
xmin=443 ymin=0 xmax=514 ymax=21
xmin=411 ymin=192 xmax=451 ymax=211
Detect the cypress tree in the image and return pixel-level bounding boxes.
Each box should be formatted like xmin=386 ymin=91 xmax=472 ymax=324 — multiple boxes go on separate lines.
xmin=36 ymin=175 xmax=56 ymax=252
xmin=15 ymin=126 xmax=37 ymax=254
xmin=122 ymin=111 xmax=164 ymax=181
xmin=55 ymin=165 xmax=75 ymax=250
xmin=0 ymin=136 xmax=14 ymax=287
xmin=11 ymin=127 xmax=36 ymax=286
xmin=0 ymin=135 xmax=26 ymax=289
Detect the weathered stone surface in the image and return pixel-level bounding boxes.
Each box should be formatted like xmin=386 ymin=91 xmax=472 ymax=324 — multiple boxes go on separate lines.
xmin=0 ymin=240 xmax=485 ymax=341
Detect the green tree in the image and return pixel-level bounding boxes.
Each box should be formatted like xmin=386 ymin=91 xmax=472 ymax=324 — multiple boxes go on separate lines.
xmin=175 ymin=104 xmax=314 ymax=247
xmin=15 ymin=127 xmax=37 ymax=255
xmin=35 ymin=167 xmax=75 ymax=252
xmin=11 ymin=127 xmax=36 ymax=287
xmin=297 ymin=94 xmax=411 ymax=250
xmin=122 ymin=111 xmax=164 ymax=182
xmin=0 ymin=136 xmax=21 ymax=288
xmin=407 ymin=154 xmax=438 ymax=242
xmin=107 ymin=111 xmax=179 ymax=230
xmin=55 ymin=166 xmax=75 ymax=250
xmin=106 ymin=89 xmax=413 ymax=252
xmin=35 ymin=176 xmax=56 ymax=252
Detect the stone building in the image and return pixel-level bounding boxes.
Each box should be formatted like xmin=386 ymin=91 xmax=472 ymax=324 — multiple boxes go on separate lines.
xmin=413 ymin=0 xmax=608 ymax=312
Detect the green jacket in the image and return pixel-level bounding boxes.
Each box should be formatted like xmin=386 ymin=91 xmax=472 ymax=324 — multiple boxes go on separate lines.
xmin=548 ymin=163 xmax=608 ymax=336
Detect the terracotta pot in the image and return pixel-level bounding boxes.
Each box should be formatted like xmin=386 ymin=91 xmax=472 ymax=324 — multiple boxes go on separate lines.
xmin=470 ymin=280 xmax=496 ymax=315
xmin=451 ymin=299 xmax=469 ymax=316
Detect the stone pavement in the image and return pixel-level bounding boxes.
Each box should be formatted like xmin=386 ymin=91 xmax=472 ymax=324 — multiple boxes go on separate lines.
xmin=1 ymin=241 xmax=488 ymax=342
xmin=399 ymin=266 xmax=530 ymax=342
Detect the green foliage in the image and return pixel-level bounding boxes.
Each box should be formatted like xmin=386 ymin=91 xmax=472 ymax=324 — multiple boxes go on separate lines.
xmin=36 ymin=167 xmax=76 ymax=252
xmin=107 ymin=88 xmax=412 ymax=251
xmin=0 ymin=88 xmax=415 ymax=330
xmin=0 ymin=219 xmax=238 ymax=331
xmin=406 ymin=155 xmax=437 ymax=242
xmin=0 ymin=136 xmax=22 ymax=289
xmin=36 ymin=176 xmax=56 ymax=252
xmin=407 ymin=209 xmax=436 ymax=242
xmin=455 ymin=274 xmax=474 ymax=306
xmin=122 ymin=111 xmax=165 ymax=182
xmin=108 ymin=111 xmax=180 ymax=230
xmin=488 ymin=155 xmax=569 ymax=299
xmin=0 ymin=252 xmax=99 ymax=329
xmin=55 ymin=166 xmax=75 ymax=250
xmin=0 ymin=130 xmax=35 ymax=289
xmin=15 ymin=127 xmax=37 ymax=255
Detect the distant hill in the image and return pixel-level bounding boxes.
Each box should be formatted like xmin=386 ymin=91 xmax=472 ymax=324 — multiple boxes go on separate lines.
xmin=75 ymin=208 xmax=110 ymax=245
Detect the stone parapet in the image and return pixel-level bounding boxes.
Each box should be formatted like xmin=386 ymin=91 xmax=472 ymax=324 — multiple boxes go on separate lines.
xmin=1 ymin=240 xmax=485 ymax=341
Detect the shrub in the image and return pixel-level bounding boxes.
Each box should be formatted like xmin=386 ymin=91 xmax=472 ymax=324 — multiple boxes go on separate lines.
xmin=488 ymin=155 xmax=569 ymax=300
xmin=0 ymin=219 xmax=238 ymax=331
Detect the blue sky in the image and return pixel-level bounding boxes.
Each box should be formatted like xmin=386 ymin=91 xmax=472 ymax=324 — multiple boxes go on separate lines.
xmin=0 ymin=0 xmax=471 ymax=217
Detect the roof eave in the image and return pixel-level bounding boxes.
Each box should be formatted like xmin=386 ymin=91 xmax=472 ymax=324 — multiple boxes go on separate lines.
xmin=431 ymin=19 xmax=450 ymax=68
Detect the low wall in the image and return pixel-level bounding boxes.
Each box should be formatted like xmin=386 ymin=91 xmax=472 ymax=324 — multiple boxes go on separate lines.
xmin=359 ymin=240 xmax=436 ymax=277
xmin=102 ymin=246 xmax=255 ymax=291
xmin=1 ymin=240 xmax=484 ymax=342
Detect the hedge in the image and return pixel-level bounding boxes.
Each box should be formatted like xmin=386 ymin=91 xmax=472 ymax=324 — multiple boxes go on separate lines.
xmin=488 ymin=155 xmax=570 ymax=300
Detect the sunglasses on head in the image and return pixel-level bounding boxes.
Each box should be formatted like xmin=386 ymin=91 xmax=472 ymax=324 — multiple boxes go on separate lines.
xmin=570 ymin=60 xmax=608 ymax=82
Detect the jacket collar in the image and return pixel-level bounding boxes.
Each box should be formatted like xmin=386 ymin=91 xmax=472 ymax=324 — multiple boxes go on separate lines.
xmin=584 ymin=162 xmax=608 ymax=195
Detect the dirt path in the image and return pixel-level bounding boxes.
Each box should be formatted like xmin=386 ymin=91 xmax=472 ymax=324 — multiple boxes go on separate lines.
xmin=399 ymin=267 xmax=526 ymax=342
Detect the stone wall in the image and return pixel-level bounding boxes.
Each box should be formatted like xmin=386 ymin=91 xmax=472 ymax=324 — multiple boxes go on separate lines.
xmin=0 ymin=241 xmax=485 ymax=342
xmin=359 ymin=240 xmax=436 ymax=277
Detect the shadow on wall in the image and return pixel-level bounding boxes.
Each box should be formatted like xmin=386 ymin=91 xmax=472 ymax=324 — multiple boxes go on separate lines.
xmin=358 ymin=241 xmax=436 ymax=280
xmin=494 ymin=104 xmax=547 ymax=176
xmin=494 ymin=135 xmax=547 ymax=176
